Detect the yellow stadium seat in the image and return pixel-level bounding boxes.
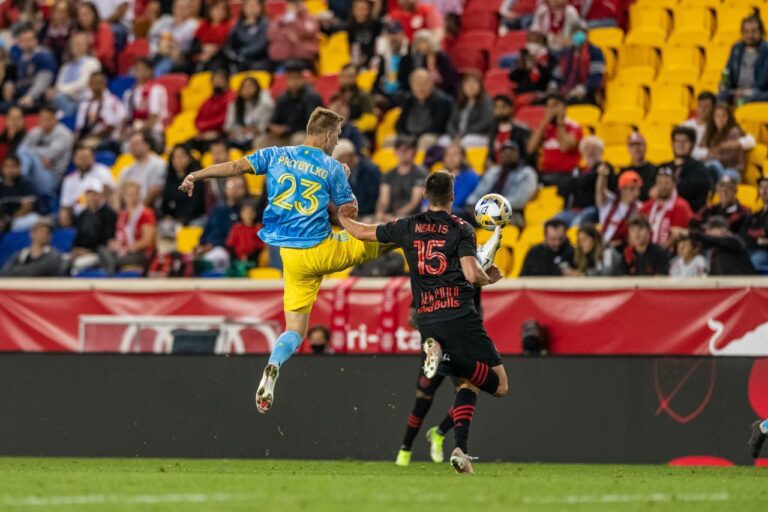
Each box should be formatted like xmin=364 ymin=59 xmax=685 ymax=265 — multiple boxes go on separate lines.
xmin=659 ymin=46 xmax=703 ymax=82
xmin=603 ymin=83 xmax=646 ymax=124
xmin=111 ymin=153 xmax=135 ymax=181
xmin=230 ymin=70 xmax=272 ymax=92
xmin=500 ymin=225 xmax=521 ymax=249
xmin=318 ymin=32 xmax=350 ymax=76
xmin=176 ymin=226 xmax=203 ymax=255
xmin=466 ymin=146 xmax=488 ymax=174
xmin=508 ymin=242 xmax=530 ymax=277
xmin=634 ymin=0 xmax=677 ymax=8
xmin=596 ymin=122 xmax=634 ymax=146
xmin=353 ymin=112 xmax=377 ymax=133
xmin=200 ymin=149 xmax=243 ymax=168
xmin=650 ymin=82 xmax=691 ymax=110
xmin=304 ymin=0 xmax=328 ymax=15
xmin=414 ymin=149 xmax=425 ymax=165
xmin=714 ymin=5 xmax=754 ymax=45
xmin=536 ymin=186 xmax=560 ymax=200
xmin=736 ymin=102 xmax=768 ymax=124
xmin=615 ymin=45 xmax=660 ymax=85
xmin=645 ymin=106 xmax=688 ymax=125
xmin=646 ymin=144 xmax=674 ymax=163
xmin=624 ymin=7 xmax=670 ymax=46
xmin=524 ymin=204 xmax=559 ymax=226
xmin=679 ymin=0 xmax=719 ymax=6
xmin=588 ymin=27 xmax=624 ymax=53
xmin=736 ymin=184 xmax=758 ymax=211
xmin=746 ymin=144 xmax=768 ymax=186
xmin=704 ymin=44 xmax=732 ymax=77
xmin=248 ymin=268 xmax=283 ymax=279
xmin=376 ymin=107 xmax=401 ymax=148
xmin=187 ymin=72 xmax=212 ymax=92
xmin=181 ymin=87 xmax=211 ymax=113
xmin=603 ymin=145 xmax=632 ymax=167
xmin=356 ymin=68 xmax=377 ymax=92
xmin=603 ymin=47 xmax=617 ymax=80
xmin=493 ymin=247 xmax=514 ymax=275
xmin=567 ymin=104 xmax=602 ymax=129
xmin=372 ymin=147 xmax=398 ymax=172
xmin=245 ymin=173 xmax=265 ymax=196
xmin=567 ymin=226 xmax=579 ymax=246
xmin=635 ymin=121 xmax=674 ymax=146
xmin=519 ymin=226 xmax=544 ymax=246
xmin=165 ymin=111 xmax=198 ymax=148
xmin=668 ymin=7 xmax=713 ymax=46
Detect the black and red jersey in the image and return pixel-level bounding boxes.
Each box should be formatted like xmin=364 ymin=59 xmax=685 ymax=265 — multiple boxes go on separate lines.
xmin=376 ymin=210 xmax=478 ymax=325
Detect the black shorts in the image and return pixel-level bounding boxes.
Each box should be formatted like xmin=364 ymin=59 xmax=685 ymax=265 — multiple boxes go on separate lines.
xmin=419 ymin=312 xmax=503 ymax=376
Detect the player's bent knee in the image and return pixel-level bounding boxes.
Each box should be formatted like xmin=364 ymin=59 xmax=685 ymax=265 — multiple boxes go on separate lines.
xmin=493 ymin=381 xmax=509 ymax=397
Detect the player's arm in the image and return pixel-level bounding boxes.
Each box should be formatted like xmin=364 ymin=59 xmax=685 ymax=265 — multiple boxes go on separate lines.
xmin=461 ymin=256 xmax=502 ymax=287
xmin=338 ymin=203 xmax=380 ymax=242
xmin=178 ymin=158 xmax=252 ymax=197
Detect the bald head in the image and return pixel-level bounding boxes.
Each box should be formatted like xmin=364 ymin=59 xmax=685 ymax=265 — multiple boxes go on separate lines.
xmin=410 ymin=69 xmax=433 ymax=101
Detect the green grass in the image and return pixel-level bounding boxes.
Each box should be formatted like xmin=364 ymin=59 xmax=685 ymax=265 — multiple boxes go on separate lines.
xmin=1 ymin=458 xmax=767 ymax=512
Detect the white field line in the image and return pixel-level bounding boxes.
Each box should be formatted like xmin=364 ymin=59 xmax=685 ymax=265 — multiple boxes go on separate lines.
xmin=522 ymin=492 xmax=732 ymax=505
xmin=0 ymin=492 xmax=265 ymax=507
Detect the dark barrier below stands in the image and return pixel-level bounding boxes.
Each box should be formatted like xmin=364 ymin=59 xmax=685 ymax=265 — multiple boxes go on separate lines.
xmin=1 ymin=354 xmax=765 ymax=465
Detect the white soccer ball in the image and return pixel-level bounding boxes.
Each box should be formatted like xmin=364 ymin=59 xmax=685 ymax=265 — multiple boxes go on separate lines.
xmin=474 ymin=193 xmax=512 ymax=230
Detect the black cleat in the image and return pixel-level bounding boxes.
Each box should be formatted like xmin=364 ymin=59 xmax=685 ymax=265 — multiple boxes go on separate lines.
xmin=749 ymin=420 xmax=766 ymax=459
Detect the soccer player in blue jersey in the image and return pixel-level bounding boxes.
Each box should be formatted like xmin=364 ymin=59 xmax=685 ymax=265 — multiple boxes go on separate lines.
xmin=179 ymin=107 xmax=382 ymax=413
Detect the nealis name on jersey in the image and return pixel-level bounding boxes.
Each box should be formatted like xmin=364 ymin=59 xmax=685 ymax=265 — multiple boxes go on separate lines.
xmin=414 ymin=223 xmax=449 ymax=234
xmin=276 ymin=155 xmax=329 ymax=179
xmin=418 ymin=286 xmax=461 ymax=314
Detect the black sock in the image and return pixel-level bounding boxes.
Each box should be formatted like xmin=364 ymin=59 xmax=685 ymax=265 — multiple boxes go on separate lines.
xmin=452 ymin=388 xmax=477 ymax=453
xmin=437 ymin=408 xmax=454 ymax=435
xmin=467 ymin=361 xmax=500 ymax=395
xmin=400 ymin=397 xmax=432 ymax=450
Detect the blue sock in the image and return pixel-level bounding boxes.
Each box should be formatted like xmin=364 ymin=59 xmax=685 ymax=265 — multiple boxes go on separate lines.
xmin=268 ymin=331 xmax=303 ymax=368
xmin=760 ymin=419 xmax=768 ymax=435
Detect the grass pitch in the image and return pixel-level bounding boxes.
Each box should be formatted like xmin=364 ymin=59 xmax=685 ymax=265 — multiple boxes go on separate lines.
xmin=1 ymin=458 xmax=767 ymax=512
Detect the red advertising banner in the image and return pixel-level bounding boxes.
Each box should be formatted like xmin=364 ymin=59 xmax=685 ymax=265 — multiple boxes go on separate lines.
xmin=0 ymin=279 xmax=767 ymax=356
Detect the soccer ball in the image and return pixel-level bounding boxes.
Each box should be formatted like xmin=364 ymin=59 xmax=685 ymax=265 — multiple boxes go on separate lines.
xmin=474 ymin=194 xmax=512 ymax=230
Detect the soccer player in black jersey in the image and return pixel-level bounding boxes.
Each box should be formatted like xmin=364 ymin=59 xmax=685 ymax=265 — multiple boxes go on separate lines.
xmin=338 ymin=171 xmax=508 ymax=474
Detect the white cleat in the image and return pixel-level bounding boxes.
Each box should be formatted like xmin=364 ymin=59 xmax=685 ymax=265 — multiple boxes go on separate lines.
xmin=450 ymin=447 xmax=476 ymax=475
xmin=422 ymin=338 xmax=442 ymax=379
xmin=476 ymin=225 xmax=501 ymax=271
xmin=255 ymin=364 xmax=279 ymax=414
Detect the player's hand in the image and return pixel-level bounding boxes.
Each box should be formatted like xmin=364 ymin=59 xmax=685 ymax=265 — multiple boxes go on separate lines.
xmin=342 ymin=163 xmax=351 ymax=178
xmin=487 ymin=265 xmax=503 ymax=284
xmin=178 ymin=174 xmax=195 ymax=197
xmin=338 ymin=201 xmax=359 ymax=220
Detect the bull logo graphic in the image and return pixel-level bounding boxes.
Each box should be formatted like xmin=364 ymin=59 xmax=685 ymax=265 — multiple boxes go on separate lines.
xmin=707 ymin=318 xmax=768 ymax=356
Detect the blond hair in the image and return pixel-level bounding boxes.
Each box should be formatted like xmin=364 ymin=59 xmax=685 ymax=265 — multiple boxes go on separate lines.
xmin=306 ymin=107 xmax=344 ymax=136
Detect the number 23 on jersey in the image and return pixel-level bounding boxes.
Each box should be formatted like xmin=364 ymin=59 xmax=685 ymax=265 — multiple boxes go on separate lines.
xmin=272 ymin=173 xmax=322 ymax=215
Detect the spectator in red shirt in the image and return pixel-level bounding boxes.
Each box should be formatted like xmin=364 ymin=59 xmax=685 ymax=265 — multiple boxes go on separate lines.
xmin=530 ymin=0 xmax=582 ymax=53
xmin=389 ymin=0 xmax=444 ymax=43
xmin=527 ymin=92 xmax=583 ymax=193
xmin=191 ymin=0 xmax=233 ymax=72
xmin=193 ymin=69 xmax=235 ymax=151
xmin=267 ymin=0 xmax=319 ymax=70
xmin=596 ymin=166 xmax=641 ymax=247
xmin=640 ymin=166 xmax=693 ymax=250
xmin=572 ymin=0 xmax=619 ymax=29
xmin=107 ymin=180 xmax=157 ymax=274
xmin=226 ymin=199 xmax=265 ymax=264
xmin=76 ymin=1 xmax=116 ymax=74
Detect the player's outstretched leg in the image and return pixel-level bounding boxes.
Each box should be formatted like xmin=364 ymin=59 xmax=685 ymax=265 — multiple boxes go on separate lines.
xmin=476 ymin=225 xmax=502 ymax=270
xmin=422 ymin=337 xmax=442 ymax=378
xmin=255 ymin=330 xmax=303 ymax=413
xmin=426 ymin=409 xmax=455 ymax=463
xmin=450 ymin=385 xmax=478 ymax=474
xmin=749 ymin=418 xmax=768 ymax=458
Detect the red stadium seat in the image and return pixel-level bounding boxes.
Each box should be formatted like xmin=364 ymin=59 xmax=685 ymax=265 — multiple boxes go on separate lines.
xmin=488 ymin=31 xmax=527 ymax=68
xmin=448 ymin=48 xmax=487 ymax=73
xmin=314 ymin=74 xmax=340 ymax=105
xmin=156 ymin=73 xmax=188 ymax=118
xmin=514 ymin=92 xmax=538 ymax=107
xmin=270 ymin=74 xmax=287 ymax=99
xmin=515 ymin=105 xmax=546 ymax=127
xmin=117 ymin=38 xmax=149 ymax=76
xmin=23 ymin=115 xmax=39 ymax=130
xmin=464 ymin=0 xmax=503 ymax=13
xmin=456 ymin=30 xmax=496 ymax=52
xmin=460 ymin=10 xmax=500 ymax=32
xmin=266 ymin=0 xmax=286 ymax=17
xmin=484 ymin=69 xmax=513 ymax=97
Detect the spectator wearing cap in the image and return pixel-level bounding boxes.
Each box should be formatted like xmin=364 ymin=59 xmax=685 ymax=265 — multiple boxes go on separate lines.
xmin=75 ymin=71 xmax=126 ymax=154
xmin=441 ymin=142 xmax=479 ymax=219
xmin=333 ymin=139 xmax=380 ymax=221
xmin=49 ymin=31 xmax=102 ymax=117
xmin=223 ymin=0 xmax=270 ymax=72
xmin=740 ymin=177 xmax=768 ymax=273
xmin=161 ymin=144 xmax=206 ymax=226
xmin=696 ymin=176 xmax=751 ymax=234
xmin=2 ymin=24 xmax=58 ymax=114
xmin=596 ymin=164 xmax=642 ymax=247
xmin=123 ymin=58 xmax=169 ymax=144
xmin=669 ymin=235 xmax=708 ymax=278
xmin=373 ymin=20 xmax=409 ymax=97
xmin=389 ymin=0 xmax=444 ymax=43
xmin=395 ymin=69 xmax=454 ymax=150
xmin=527 ymin=92 xmax=583 ymax=194
xmin=18 ymin=105 xmax=75 ymax=198
xmin=552 ymin=23 xmax=605 ymax=106
xmin=467 ymin=139 xmax=537 ymax=227
xmin=618 ymin=131 xmax=656 ymax=201
xmin=0 ymin=218 xmax=62 ymax=277
xmin=193 ymin=69 xmax=236 ymax=151
xmin=489 ymin=94 xmax=531 ymax=166
xmin=104 ymin=180 xmax=157 ymax=275
xmin=118 ymin=132 xmax=166 ymax=208
xmin=397 ymin=29 xmax=459 ymax=98
xmin=530 ymin=0 xmax=582 ymax=53
xmin=720 ymin=14 xmax=768 ymax=105
xmin=555 ymin=135 xmax=611 ymax=227
xmin=0 ymin=155 xmax=39 ymax=232
xmin=0 ymin=106 xmax=26 ymax=166
xmin=59 ymin=145 xmax=116 ymax=227
xmin=260 ymin=65 xmax=322 ymax=148
xmin=660 ymin=125 xmax=711 ymax=212
xmin=443 ymin=73 xmax=494 ymax=149
xmin=619 ymin=215 xmax=670 ymax=276
xmin=639 ymin=167 xmax=693 ymax=250
xmin=375 ymin=135 xmax=427 ymax=222
xmin=69 ymin=178 xmax=117 ymax=275
xmin=520 ymin=218 xmax=575 ymax=276
xmin=148 ymin=0 xmax=200 ymax=77
xmin=701 ymin=103 xmax=749 ymax=183
xmin=267 ymin=0 xmax=319 ymax=68
xmin=690 ymin=216 xmax=755 ymax=275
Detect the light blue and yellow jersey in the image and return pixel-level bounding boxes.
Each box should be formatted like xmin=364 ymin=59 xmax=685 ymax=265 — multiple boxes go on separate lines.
xmin=245 ymin=145 xmax=356 ymax=249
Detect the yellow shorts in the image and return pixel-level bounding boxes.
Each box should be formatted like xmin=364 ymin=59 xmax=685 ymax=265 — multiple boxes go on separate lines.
xmin=280 ymin=231 xmax=382 ymax=314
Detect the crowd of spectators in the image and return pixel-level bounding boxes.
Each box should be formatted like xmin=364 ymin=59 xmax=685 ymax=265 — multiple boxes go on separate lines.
xmin=0 ymin=0 xmax=765 ymax=278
